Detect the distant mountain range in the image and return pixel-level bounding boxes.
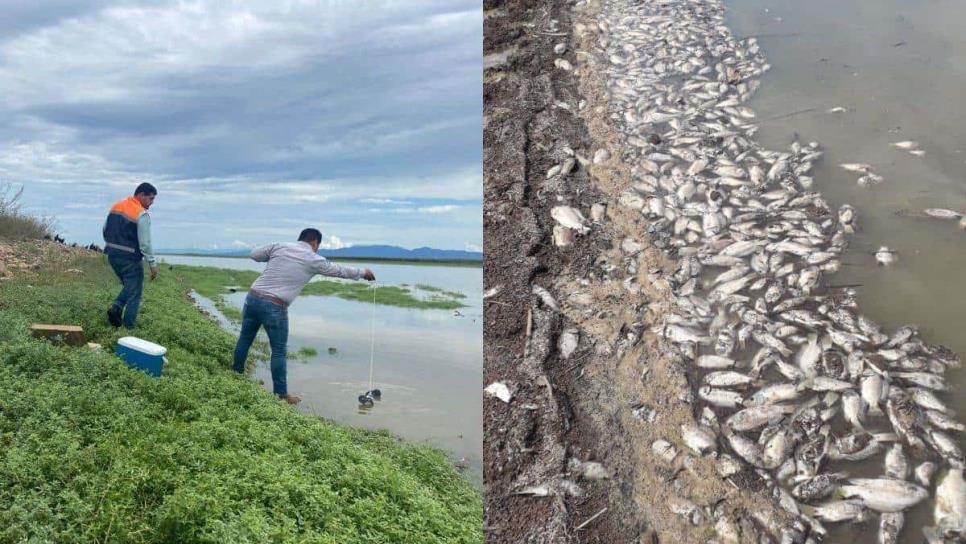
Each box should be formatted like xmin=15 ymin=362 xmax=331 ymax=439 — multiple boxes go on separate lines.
xmin=158 ymin=244 xmax=483 ymax=262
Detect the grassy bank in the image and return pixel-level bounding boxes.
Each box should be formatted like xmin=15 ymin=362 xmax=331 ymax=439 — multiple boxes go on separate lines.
xmin=0 ymin=243 xmax=482 ymax=543
xmin=170 ymin=264 xmax=466 ymax=322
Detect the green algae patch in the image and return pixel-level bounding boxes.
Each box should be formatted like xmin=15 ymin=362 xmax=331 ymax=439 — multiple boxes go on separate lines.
xmin=168 ymin=264 xmax=467 ymax=315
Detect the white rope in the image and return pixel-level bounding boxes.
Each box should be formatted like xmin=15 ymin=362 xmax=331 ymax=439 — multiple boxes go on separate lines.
xmin=367 ymin=282 xmax=376 ymax=391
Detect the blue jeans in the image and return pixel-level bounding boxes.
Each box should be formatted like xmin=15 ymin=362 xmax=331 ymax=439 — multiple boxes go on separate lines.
xmin=233 ymin=293 xmax=289 ymax=396
xmin=108 ymin=255 xmax=144 ymax=329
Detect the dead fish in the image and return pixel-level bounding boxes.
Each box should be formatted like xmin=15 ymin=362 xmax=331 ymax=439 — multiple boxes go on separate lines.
xmin=840 ymin=163 xmax=873 ymax=173
xmin=927 ymin=430 xmax=964 ymax=468
xmin=860 ymin=372 xmax=887 ymax=415
xmin=727 ymin=404 xmax=794 ymax=432
xmin=680 ymin=423 xmax=717 ymax=455
xmin=915 ymin=462 xmax=937 ymax=487
xmin=746 ymin=383 xmax=803 ymax=406
xmin=792 ymin=472 xmax=847 ymax=503
xmin=933 ymin=468 xmax=966 ymax=536
xmin=925 ymin=409 xmax=965 ymax=432
xmin=840 ymin=478 xmax=928 ymax=513
xmin=666 ymin=324 xmax=710 ymax=344
xmin=879 ymin=512 xmax=904 ymax=544
xmin=808 ymin=500 xmax=870 ymax=523
xmin=699 ymin=385 xmax=744 ymax=408
xmin=842 ymin=390 xmax=867 ymax=430
xmin=891 ymin=141 xmax=919 ymax=150
xmin=875 ymin=246 xmax=896 ymax=266
xmin=923 ymin=208 xmax=962 ymax=220
xmin=762 ymin=427 xmax=795 ymax=469
xmin=697 ymin=354 xmax=737 ymax=369
xmin=704 ymin=370 xmax=755 ymax=388
xmin=550 ymin=206 xmax=590 ymax=234
xmin=884 ymin=443 xmax=910 ymax=480
xmin=723 ymin=426 xmax=765 ymax=468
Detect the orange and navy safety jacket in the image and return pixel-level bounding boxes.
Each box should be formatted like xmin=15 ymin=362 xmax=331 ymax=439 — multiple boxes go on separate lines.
xmin=103 ymin=196 xmax=146 ymax=260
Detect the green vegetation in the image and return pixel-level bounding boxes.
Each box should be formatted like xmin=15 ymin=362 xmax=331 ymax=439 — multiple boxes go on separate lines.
xmin=0 ymin=183 xmax=53 ymax=240
xmin=0 ymin=250 xmax=482 ymax=543
xmin=415 ymin=284 xmax=467 ymax=300
xmin=169 ymin=265 xmax=467 ymax=315
xmin=290 ymin=346 xmax=319 ymax=360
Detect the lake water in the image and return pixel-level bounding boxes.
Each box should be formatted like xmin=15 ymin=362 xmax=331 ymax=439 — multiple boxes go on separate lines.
xmin=159 ymin=254 xmax=483 ymax=485
xmin=726 ymin=1 xmax=965 ymax=540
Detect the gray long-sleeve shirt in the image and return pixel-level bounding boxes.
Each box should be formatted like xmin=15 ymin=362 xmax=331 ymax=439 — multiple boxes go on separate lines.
xmin=137 ymin=213 xmax=156 ymax=266
xmin=248 ymin=241 xmax=363 ymax=305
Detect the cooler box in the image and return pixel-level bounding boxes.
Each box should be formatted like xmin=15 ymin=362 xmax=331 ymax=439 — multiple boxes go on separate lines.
xmin=115 ymin=336 xmax=167 ymax=377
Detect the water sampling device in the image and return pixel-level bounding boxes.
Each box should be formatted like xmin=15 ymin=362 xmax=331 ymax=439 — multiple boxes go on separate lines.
xmin=358 ymin=284 xmax=382 ymax=408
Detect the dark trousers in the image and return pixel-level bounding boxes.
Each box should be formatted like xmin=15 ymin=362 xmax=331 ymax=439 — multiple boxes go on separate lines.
xmin=108 ymin=255 xmax=144 ymax=329
xmin=233 ymin=293 xmax=289 ymax=396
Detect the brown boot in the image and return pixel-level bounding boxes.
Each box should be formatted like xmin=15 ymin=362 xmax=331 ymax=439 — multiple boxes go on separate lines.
xmin=279 ymin=394 xmax=301 ymax=405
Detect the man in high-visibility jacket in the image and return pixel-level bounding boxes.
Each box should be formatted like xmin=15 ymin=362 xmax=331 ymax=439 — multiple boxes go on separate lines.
xmin=102 ymin=182 xmax=158 ymax=329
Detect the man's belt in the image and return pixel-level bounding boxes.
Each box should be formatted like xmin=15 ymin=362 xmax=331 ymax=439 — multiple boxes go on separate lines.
xmin=250 ymin=289 xmax=288 ymax=307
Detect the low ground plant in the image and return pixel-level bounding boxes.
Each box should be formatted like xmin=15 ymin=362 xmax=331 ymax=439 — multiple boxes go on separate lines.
xmin=0 ymin=252 xmax=482 ymax=543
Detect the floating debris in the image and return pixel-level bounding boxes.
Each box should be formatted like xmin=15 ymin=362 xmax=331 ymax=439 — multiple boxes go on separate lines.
xmin=875 ymin=246 xmax=897 ymax=266
xmin=828 ymin=106 xmax=848 ymax=113
xmin=891 ymin=141 xmax=919 ymax=150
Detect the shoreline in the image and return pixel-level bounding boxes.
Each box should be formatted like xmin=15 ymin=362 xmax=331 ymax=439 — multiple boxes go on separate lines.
xmin=158 ymin=252 xmax=483 ymax=268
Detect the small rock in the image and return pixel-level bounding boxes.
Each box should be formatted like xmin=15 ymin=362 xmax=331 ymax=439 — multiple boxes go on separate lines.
xmin=652 ymin=440 xmax=678 ymax=463
xmin=593 ymin=148 xmax=611 ymax=164
xmin=581 ymin=461 xmax=609 ymax=480
xmin=553 ymin=226 xmax=576 ymax=247
xmin=484 ymin=381 xmax=512 ymax=403
xmin=560 ymin=157 xmax=576 ymax=175
xmin=553 ymin=43 xmax=567 ymax=55
xmin=590 ymin=203 xmax=607 ymax=221
xmin=554 ymin=58 xmax=573 ymax=71
xmin=559 ymin=329 xmax=579 ymax=359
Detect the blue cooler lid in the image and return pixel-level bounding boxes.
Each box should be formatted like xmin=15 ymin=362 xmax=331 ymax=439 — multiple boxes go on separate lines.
xmin=117 ymin=336 xmax=167 ymax=356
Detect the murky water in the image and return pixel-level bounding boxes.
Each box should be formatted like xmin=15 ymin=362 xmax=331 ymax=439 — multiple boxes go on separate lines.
xmin=160 ymin=255 xmax=483 ymax=486
xmin=727 ymin=1 xmax=965 ymax=539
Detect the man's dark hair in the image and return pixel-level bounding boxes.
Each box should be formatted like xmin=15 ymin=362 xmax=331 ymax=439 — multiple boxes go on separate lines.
xmin=134 ymin=182 xmax=158 ymax=196
xmin=298 ymin=228 xmax=322 ymax=244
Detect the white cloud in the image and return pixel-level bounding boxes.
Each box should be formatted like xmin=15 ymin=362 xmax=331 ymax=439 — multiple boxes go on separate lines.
xmin=465 ymin=243 xmax=481 ymax=252
xmin=360 ymin=198 xmax=413 ymax=205
xmin=418 ymin=205 xmax=460 ymax=214
xmin=318 ymin=234 xmax=346 ymax=250
xmin=230 ymin=239 xmax=250 ymax=248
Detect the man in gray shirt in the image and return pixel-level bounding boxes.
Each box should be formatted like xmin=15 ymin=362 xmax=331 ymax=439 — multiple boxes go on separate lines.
xmin=232 ymin=228 xmax=376 ymax=404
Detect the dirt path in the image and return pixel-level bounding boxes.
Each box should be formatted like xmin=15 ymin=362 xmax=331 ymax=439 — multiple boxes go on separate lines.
xmin=483 ymin=1 xmax=788 ymax=542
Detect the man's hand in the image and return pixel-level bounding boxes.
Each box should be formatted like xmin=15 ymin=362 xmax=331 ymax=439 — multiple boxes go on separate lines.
xmin=361 ymin=268 xmax=376 ymax=281
xmin=150 ymin=266 xmax=159 ymax=281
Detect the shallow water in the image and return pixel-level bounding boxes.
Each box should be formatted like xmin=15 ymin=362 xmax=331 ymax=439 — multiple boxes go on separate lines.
xmin=160 ymin=255 xmax=483 ymax=486
xmin=726 ymin=0 xmax=966 ymax=539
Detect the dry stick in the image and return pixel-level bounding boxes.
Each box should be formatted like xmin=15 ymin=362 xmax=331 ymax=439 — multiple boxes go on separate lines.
xmin=753 ymin=107 xmax=817 ymax=124
xmin=575 ymin=507 xmax=608 ymax=531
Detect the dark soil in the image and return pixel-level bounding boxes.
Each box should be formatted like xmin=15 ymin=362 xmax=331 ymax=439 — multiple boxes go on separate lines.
xmin=483 ymin=1 xmax=645 ymax=542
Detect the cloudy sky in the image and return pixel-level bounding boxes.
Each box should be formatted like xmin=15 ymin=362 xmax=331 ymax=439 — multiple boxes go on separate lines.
xmin=0 ymin=1 xmax=482 ymax=251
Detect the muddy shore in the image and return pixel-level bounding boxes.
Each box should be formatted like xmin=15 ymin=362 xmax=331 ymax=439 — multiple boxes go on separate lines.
xmin=483 ymin=1 xmax=787 ymax=542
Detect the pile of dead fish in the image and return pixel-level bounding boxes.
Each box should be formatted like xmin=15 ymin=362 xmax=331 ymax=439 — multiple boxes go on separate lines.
xmin=585 ymin=0 xmax=966 ymax=542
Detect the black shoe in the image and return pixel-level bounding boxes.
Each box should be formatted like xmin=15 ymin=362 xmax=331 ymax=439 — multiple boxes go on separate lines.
xmin=107 ymin=305 xmax=122 ymax=328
